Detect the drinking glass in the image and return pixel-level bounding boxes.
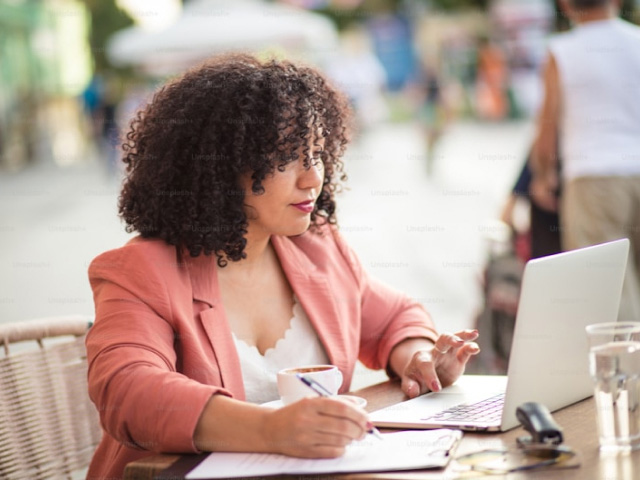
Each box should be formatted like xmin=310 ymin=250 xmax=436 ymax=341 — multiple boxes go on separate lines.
xmin=586 ymin=322 xmax=640 ymax=452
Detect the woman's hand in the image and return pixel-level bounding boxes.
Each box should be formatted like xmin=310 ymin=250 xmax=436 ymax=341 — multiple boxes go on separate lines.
xmin=261 ymin=397 xmax=370 ymax=458
xmin=393 ymin=330 xmax=480 ymax=399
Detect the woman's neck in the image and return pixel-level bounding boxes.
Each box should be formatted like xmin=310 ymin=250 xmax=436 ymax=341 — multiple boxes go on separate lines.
xmin=221 ymin=229 xmax=273 ymax=279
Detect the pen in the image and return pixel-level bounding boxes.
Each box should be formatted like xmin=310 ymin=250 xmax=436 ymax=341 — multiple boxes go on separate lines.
xmin=296 ymin=374 xmax=384 ymax=440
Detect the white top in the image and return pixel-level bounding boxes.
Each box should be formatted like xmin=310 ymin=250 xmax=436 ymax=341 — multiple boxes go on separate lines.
xmin=548 ymin=19 xmax=640 ymax=180
xmin=232 ymin=296 xmax=330 ymax=404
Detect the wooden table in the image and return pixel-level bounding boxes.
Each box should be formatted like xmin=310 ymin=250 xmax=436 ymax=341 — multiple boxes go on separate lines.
xmin=124 ymin=380 xmax=640 ymax=479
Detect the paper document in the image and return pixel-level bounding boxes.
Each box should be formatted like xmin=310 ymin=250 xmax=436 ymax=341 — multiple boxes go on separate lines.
xmin=186 ymin=429 xmax=461 ymax=479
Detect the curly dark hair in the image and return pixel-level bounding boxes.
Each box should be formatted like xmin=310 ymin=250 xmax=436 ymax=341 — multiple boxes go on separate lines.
xmin=119 ymin=53 xmax=351 ymax=266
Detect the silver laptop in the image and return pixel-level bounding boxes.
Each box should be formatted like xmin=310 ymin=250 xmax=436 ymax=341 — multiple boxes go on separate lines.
xmin=370 ymin=238 xmax=630 ymax=432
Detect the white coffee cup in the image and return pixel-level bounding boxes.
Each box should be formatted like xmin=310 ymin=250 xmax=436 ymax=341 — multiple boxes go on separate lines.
xmin=277 ymin=365 xmax=343 ymax=405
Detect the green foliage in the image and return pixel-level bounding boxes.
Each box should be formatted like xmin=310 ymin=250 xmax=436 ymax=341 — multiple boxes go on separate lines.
xmin=429 ymin=0 xmax=488 ymax=10
xmin=316 ymin=0 xmax=488 ymax=30
xmin=81 ymin=0 xmax=134 ymax=73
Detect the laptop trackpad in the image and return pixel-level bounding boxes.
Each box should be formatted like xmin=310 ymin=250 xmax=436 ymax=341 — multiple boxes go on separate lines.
xmin=418 ymin=391 xmax=471 ymax=415
xmin=370 ymin=375 xmax=507 ymax=425
xmin=404 ymin=385 xmax=489 ymax=418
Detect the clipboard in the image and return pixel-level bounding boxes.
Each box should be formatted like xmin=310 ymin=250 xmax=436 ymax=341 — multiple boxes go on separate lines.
xmin=156 ymin=429 xmax=462 ymax=480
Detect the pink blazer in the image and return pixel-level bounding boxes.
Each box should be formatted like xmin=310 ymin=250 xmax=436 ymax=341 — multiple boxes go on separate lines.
xmin=85 ymin=226 xmax=437 ymax=479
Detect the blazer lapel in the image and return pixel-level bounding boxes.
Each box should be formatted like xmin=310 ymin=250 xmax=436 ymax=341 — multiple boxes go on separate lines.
xmin=183 ymin=235 xmax=350 ymax=396
xmin=272 ymin=235 xmax=349 ymax=383
xmin=185 ymin=252 xmax=245 ymax=399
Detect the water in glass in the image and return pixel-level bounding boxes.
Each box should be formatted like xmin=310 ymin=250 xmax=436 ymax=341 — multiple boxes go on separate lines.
xmin=589 ymin=341 xmax=640 ymax=451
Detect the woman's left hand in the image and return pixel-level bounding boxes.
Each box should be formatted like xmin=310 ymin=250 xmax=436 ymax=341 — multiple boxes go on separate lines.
xmin=400 ymin=330 xmax=480 ymax=398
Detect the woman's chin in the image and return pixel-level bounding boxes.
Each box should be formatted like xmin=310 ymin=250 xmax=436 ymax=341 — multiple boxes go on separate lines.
xmin=281 ymin=220 xmax=312 ymax=237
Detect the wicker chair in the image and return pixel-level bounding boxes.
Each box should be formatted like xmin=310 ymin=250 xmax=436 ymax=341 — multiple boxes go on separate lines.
xmin=0 ymin=316 xmax=102 ymax=479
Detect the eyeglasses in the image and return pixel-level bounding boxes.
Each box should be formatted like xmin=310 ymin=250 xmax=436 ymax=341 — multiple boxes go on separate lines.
xmin=454 ymin=444 xmax=578 ymax=474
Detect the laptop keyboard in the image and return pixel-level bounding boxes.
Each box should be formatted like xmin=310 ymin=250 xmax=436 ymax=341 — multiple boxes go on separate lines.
xmin=422 ymin=393 xmax=505 ymax=423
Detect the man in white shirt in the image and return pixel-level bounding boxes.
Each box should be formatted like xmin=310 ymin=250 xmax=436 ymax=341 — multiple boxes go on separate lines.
xmin=532 ymin=0 xmax=640 ymax=321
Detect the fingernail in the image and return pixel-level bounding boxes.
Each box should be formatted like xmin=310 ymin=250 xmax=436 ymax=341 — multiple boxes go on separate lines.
xmin=431 ymin=379 xmax=441 ymax=392
xmin=366 ymin=421 xmax=374 ymax=431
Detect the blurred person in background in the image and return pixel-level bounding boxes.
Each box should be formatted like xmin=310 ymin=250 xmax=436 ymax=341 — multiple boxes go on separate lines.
xmin=99 ymin=77 xmax=120 ymax=175
xmin=500 ymin=150 xmax=562 ymax=260
xmin=416 ymin=59 xmax=450 ymax=175
xmin=81 ymin=75 xmax=103 ymax=144
xmin=474 ymin=36 xmax=509 ymax=121
xmin=85 ymin=53 xmax=480 ymax=479
xmin=81 ymin=73 xmax=122 ymax=176
xmin=532 ymin=0 xmax=640 ymax=320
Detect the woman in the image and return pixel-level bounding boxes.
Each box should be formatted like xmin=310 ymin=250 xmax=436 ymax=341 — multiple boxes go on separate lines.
xmin=85 ymin=53 xmax=479 ymax=479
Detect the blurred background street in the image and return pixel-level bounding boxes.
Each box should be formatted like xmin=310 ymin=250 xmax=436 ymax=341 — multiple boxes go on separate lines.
xmin=0 ymin=117 xmax=532 ymax=387
xmin=0 ymin=118 xmax=531 ymax=326
xmin=1 ymin=0 xmax=638 ymax=386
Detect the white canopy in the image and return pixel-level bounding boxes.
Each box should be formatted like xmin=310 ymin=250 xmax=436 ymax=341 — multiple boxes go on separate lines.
xmin=107 ymin=0 xmax=339 ymax=75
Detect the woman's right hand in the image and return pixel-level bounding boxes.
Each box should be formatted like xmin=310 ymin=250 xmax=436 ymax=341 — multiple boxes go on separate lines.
xmin=261 ymin=397 xmax=370 ymax=458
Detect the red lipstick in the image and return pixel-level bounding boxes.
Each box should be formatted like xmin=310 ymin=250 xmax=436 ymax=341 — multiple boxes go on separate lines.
xmin=291 ymin=200 xmax=314 ymax=213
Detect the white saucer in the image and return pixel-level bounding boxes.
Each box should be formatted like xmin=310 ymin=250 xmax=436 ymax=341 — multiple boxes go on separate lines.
xmin=261 ymin=399 xmax=284 ymax=409
xmin=261 ymin=395 xmax=367 ymax=409
xmin=338 ymin=395 xmax=368 ymax=408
